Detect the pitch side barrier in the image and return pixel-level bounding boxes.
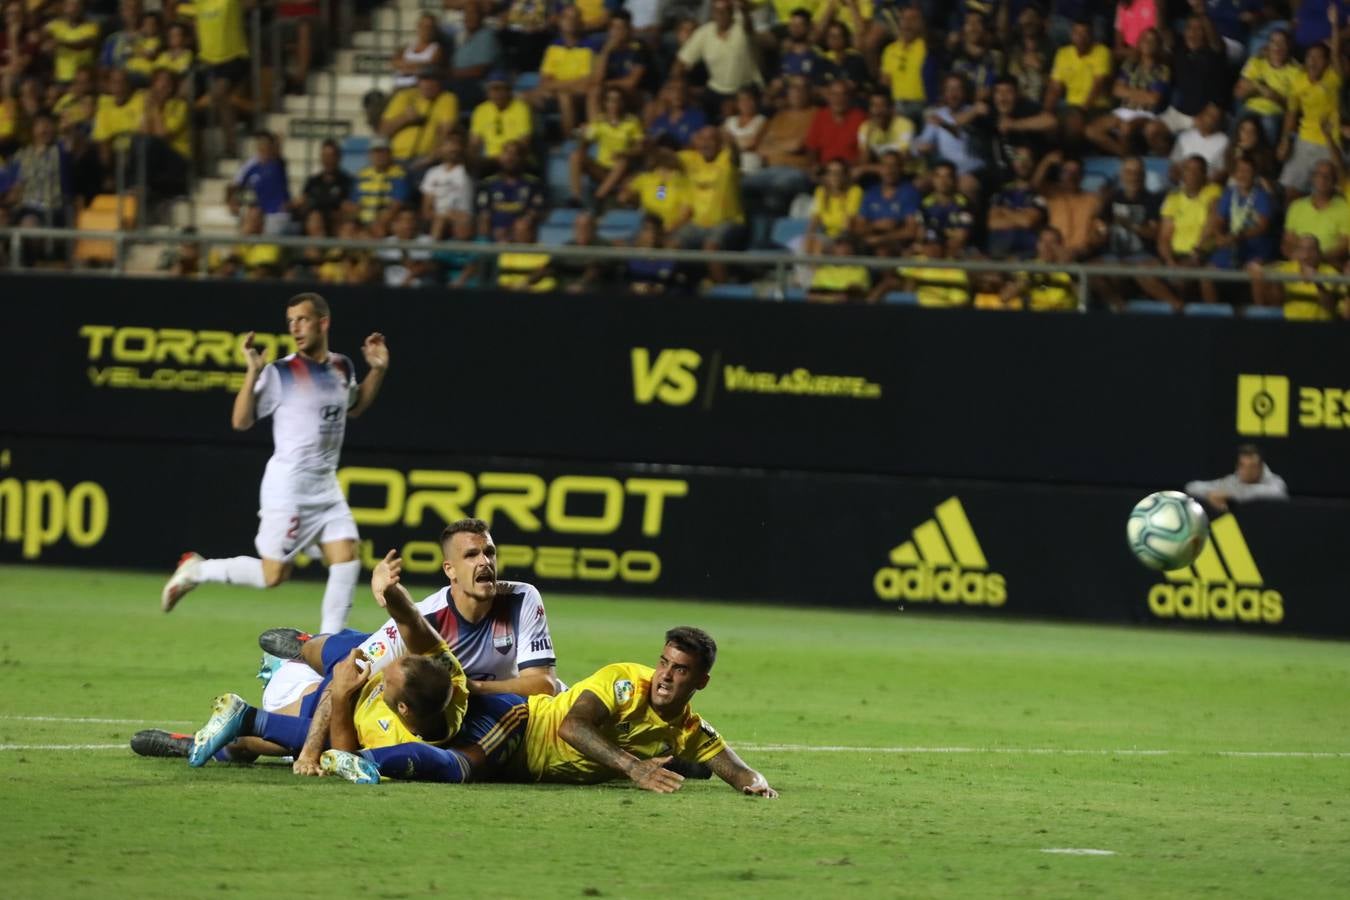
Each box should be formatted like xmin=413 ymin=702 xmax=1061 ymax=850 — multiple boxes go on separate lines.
xmin=2 ymin=436 xmax=1347 ymax=638
xmin=3 ymin=273 xmax=1348 ymax=495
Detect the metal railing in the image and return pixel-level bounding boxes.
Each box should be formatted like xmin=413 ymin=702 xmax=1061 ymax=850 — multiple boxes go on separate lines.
xmin=5 ymin=225 xmax=1349 ymax=312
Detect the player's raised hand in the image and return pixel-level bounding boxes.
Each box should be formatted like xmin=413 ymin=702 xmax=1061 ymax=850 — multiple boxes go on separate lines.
xmin=331 ymin=648 xmax=371 ymax=698
xmin=628 ymin=756 xmax=685 ymax=794
xmin=742 ymin=772 xmax=778 ymax=799
xmin=361 ymin=332 xmax=389 ymax=371
xmin=370 ymin=549 xmax=402 ymax=607
xmin=239 ymin=331 xmax=265 ymax=374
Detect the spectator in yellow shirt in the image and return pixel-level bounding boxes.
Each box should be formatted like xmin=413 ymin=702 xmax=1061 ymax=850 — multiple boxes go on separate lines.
xmin=999 ymin=226 xmax=1079 ymax=312
xmin=804 ymin=157 xmax=860 ymax=254
xmin=878 ymin=5 xmax=930 ymax=122
xmin=1158 ymin=154 xmax=1221 ymax=296
xmin=1248 ymin=234 xmax=1349 ymax=320
xmin=1277 ymin=32 xmax=1342 ymax=202
xmin=808 ymin=234 xmax=871 ymax=303
xmin=379 ymin=67 xmax=459 ymax=170
xmin=135 ymin=67 xmax=188 ymax=196
xmin=568 ymin=85 xmax=643 ymax=205
xmin=92 ymin=68 xmax=144 ymax=185
xmin=674 ymin=126 xmax=745 ymax=283
xmin=618 ymin=147 xmax=693 ymax=233
xmin=1044 ymin=19 xmax=1112 ymax=147
xmin=42 ymin=0 xmax=98 ymax=84
xmin=529 ymin=5 xmax=593 ymax=137
xmin=196 ymin=0 xmax=250 ymax=157
xmin=470 ymin=73 xmax=533 ymax=170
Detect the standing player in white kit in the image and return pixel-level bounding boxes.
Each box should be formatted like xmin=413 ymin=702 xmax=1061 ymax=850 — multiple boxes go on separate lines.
xmin=159 ymin=292 xmax=389 ymax=634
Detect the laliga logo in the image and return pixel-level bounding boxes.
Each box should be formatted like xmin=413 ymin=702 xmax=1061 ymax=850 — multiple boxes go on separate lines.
xmin=1147 ymin=515 xmax=1283 ymax=624
xmin=873 ymin=497 xmax=1007 ymax=606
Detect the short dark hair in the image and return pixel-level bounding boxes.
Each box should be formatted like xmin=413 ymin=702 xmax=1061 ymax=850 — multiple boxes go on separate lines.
xmin=665 ymin=626 xmax=717 ymax=672
xmin=932 ymin=159 xmax=956 ymax=176
xmin=286 ymin=292 xmax=330 ymax=317
xmin=440 ymin=517 xmax=489 ymax=551
xmin=611 ymin=7 xmax=631 ymax=24
xmin=321 ymin=138 xmax=340 ymax=152
xmin=993 ymin=74 xmax=1017 ymax=90
xmin=1237 ymin=443 xmax=1263 ymax=459
xmin=396 ymin=655 xmax=453 ymax=730
xmin=790 ymin=7 xmax=811 ymax=19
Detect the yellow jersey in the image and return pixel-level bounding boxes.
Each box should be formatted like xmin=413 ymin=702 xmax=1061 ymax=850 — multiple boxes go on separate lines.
xmin=540 ymin=40 xmax=594 ymax=83
xmin=1284 ymin=195 xmax=1350 ymax=254
xmin=158 ymin=98 xmax=191 ymax=158
xmin=1290 ymin=69 xmax=1342 ymax=146
xmin=628 ymin=169 xmax=692 ymax=230
xmin=572 ymin=0 xmax=609 ymax=29
xmin=195 ymin=0 xmax=249 ymax=65
xmin=470 ymin=98 xmax=533 ymax=159
xmin=125 ymin=36 xmax=164 ymax=78
xmin=1021 ymin=270 xmax=1077 ymax=311
xmin=352 ymin=641 xmax=470 ymax=751
xmin=1268 ymin=260 xmax=1341 ymax=320
xmin=92 ymin=91 xmax=146 ymax=152
xmin=381 ymin=88 xmax=459 ymax=160
xmin=811 ymin=264 xmax=870 ymax=295
xmin=1160 ymin=184 xmax=1221 ymax=255
xmin=880 ymin=36 xmax=927 ymax=103
xmin=45 ymin=19 xmax=99 ymax=82
xmin=678 ymin=147 xmax=743 ymax=227
xmin=585 ymin=115 xmax=644 ymax=167
xmin=899 ymin=262 xmax=970 ymax=307
xmin=1239 ymin=56 xmax=1302 ymax=117
xmin=511 ymin=662 xmax=727 ymax=784
xmin=811 ymin=184 xmax=862 ymax=239
xmin=498 ymin=252 xmax=557 ymax=292
xmin=1050 ymin=44 xmax=1112 ymax=108
xmin=53 ymin=92 xmax=95 ymax=130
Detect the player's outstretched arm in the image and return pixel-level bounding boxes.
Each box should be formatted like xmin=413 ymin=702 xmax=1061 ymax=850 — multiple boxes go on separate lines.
xmin=707 ymin=747 xmax=778 ymax=798
xmin=230 ymin=331 xmax=266 ymax=431
xmin=371 ymin=549 xmax=441 ymax=655
xmin=293 ymin=691 xmax=334 ymax=776
xmin=348 ymin=332 xmax=389 ymax=419
xmin=469 ymin=666 xmax=563 ymax=698
xmin=326 ymin=648 xmax=370 ymax=753
xmin=557 ymin=691 xmax=684 ymax=794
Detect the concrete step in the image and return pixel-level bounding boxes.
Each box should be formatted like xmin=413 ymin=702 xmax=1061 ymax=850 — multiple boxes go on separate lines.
xmin=173 ymin=202 xmax=237 ymax=234
xmin=352 ymin=29 xmax=417 ymax=50
xmin=306 ymin=72 xmax=397 ymax=96
xmin=263 ymin=112 xmax=376 ymax=140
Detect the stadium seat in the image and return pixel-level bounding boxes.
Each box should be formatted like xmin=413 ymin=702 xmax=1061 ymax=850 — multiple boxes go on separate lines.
xmin=882 ymin=291 xmax=918 ymax=305
xmin=597 ymin=208 xmax=640 ymax=242
xmin=545 ymin=141 xmax=576 ymax=202
xmin=782 ymin=287 xmax=807 ymax=302
xmin=1183 ymin=302 xmax=1235 ymax=317
xmin=1123 ymin=299 xmax=1176 ymax=315
xmin=340 ymin=135 xmax=371 ymax=176
xmin=1081 ymin=173 xmax=1109 ymax=193
xmin=769 ymin=217 xmax=808 ymax=249
xmin=544 ymin=207 xmax=580 ymax=229
xmin=538 ymin=223 xmax=572 ymax=247
xmin=514 ymin=71 xmax=540 ymax=93
xmin=705 ymin=283 xmax=757 ymax=301
xmin=1247 ymin=20 xmax=1288 ymax=57
xmin=1244 ymin=305 xmax=1285 ymax=320
xmin=1142 ymin=157 xmax=1171 ymax=192
xmin=1083 ymin=156 xmax=1121 ymax=183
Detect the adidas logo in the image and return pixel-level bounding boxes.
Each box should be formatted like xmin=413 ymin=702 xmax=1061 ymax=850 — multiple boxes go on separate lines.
xmin=874 ymin=497 xmax=1007 ymax=606
xmin=1148 ymin=514 xmax=1283 ymax=624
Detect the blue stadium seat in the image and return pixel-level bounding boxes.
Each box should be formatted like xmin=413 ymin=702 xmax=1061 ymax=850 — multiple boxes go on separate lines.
xmin=1142 ymin=156 xmax=1171 ymax=192
xmin=782 ymin=287 xmax=807 ymax=302
xmin=1184 ymin=302 xmax=1235 ymax=317
xmin=1247 ymin=21 xmax=1288 ymax=57
xmin=514 ymin=71 xmax=540 ymax=92
xmin=883 ymin=291 xmax=918 ymax=305
xmin=597 ymin=208 xmax=641 ymax=241
xmin=770 ymin=217 xmax=808 ymax=248
xmin=1083 ymin=156 xmax=1121 ymax=182
xmin=1081 ymin=173 xmax=1109 ymax=193
xmin=1244 ymin=305 xmax=1285 ymax=320
xmin=538 ymin=223 xmax=572 ymax=247
xmin=1123 ymin=299 xmax=1176 ymax=315
xmin=545 ymin=140 xmax=576 ymax=202
xmin=705 ymin=283 xmax=757 ymax=301
xmin=340 ymin=135 xmax=371 ymax=175
xmin=544 ymin=207 xmax=580 ymax=228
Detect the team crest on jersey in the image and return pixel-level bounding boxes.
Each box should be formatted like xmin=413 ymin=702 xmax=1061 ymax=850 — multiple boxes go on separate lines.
xmin=699 ymin=719 xmax=720 ymax=740
xmin=367 ymin=641 xmax=387 ymax=659
xmin=616 ymin=722 xmax=631 ymax=734
xmin=492 ymin=614 xmax=514 ymax=655
xmin=378 ymin=718 xmax=392 ymax=732
xmin=614 ymin=679 xmax=634 ymax=704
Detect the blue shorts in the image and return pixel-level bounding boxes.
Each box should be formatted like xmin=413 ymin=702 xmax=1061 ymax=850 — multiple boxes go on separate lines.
xmin=454 ymin=692 xmax=529 ymax=771
xmin=299 ymin=628 xmax=371 ymax=718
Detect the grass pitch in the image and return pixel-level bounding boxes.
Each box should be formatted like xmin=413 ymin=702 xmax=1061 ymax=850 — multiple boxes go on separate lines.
xmin=2 ymin=564 xmax=1348 ymax=899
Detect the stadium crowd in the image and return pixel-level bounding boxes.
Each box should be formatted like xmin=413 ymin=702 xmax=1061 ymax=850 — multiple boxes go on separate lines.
xmin=5 ymin=0 xmax=1350 ymax=317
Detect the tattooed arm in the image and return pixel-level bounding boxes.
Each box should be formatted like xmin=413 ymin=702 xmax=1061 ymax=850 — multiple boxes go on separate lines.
xmin=556 ymin=690 xmax=685 ymax=793
xmin=707 ymin=746 xmax=778 ymax=798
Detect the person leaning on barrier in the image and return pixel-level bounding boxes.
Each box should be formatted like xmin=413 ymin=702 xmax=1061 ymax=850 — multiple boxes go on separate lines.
xmin=1185 ymin=445 xmax=1289 ymax=513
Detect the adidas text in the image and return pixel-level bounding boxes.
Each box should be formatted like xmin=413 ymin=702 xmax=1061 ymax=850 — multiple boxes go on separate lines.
xmin=873 ymin=565 xmax=1007 ymax=605
xmin=1147 ymin=583 xmax=1284 ymax=624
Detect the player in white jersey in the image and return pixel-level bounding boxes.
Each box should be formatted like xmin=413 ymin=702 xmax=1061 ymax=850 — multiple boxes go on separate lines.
xmin=160 ymin=293 xmax=389 ymax=634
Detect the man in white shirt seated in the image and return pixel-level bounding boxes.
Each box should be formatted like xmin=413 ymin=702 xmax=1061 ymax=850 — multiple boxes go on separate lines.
xmin=1185 ymin=444 xmax=1289 ymax=512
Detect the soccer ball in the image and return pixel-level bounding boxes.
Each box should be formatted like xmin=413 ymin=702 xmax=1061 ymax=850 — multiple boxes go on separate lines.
xmin=1126 ymin=491 xmax=1210 ymax=571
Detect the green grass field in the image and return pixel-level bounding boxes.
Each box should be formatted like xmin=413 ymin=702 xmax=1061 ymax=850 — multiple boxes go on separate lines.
xmin=2 ymin=564 xmax=1348 ymax=899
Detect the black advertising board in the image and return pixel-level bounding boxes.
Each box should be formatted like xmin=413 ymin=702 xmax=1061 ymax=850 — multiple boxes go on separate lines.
xmin=3 ymin=274 xmax=1349 ymax=495
xmin=3 ymin=437 xmax=1346 ymax=638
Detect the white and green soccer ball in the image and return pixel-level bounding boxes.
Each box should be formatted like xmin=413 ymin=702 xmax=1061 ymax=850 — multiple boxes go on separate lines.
xmin=1126 ymin=491 xmax=1210 ymax=571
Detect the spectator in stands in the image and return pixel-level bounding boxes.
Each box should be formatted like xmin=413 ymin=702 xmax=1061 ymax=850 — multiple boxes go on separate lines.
xmin=155 ymin=21 xmax=194 ymax=81
xmin=808 ymin=234 xmax=870 ymax=303
xmin=196 ymin=0 xmax=250 ymax=158
xmin=558 ymin=210 xmax=611 ymax=293
xmin=1031 ymin=152 xmax=1101 ymax=261
xmin=647 ymin=76 xmax=707 ymax=148
xmin=620 ymin=146 xmax=692 ymax=234
xmin=675 ymin=126 xmax=744 ymax=282
xmin=569 ymin=84 xmax=642 ymax=207
xmin=1249 ymin=233 xmax=1349 ymax=320
xmin=2 ymin=1 xmax=44 ymax=94
xmin=999 ymin=226 xmax=1078 ymax=311
xmin=377 ymin=207 xmax=437 ymax=288
xmin=672 ymin=0 xmax=761 ymax=121
xmin=298 ymin=138 xmax=355 ymax=228
xmin=1094 ymin=154 xmax=1175 ymax=308
xmin=530 ymin=5 xmax=594 ymax=137
xmin=855 ymin=88 xmax=914 ymax=180
xmin=1202 ymin=154 xmax=1276 ymax=301
xmin=987 ymin=146 xmax=1046 ymax=260
xmin=1007 ymin=24 xmax=1051 ymax=106
xmin=1278 ymin=34 xmax=1342 ymax=201
xmin=1227 ymin=116 xmax=1279 ymax=189
xmin=1281 ymin=159 xmax=1350 ymax=265
xmin=588 ymin=11 xmax=651 ymax=114
xmin=1150 ymin=12 xmax=1227 ymax=145
xmin=124 ymin=11 xmax=164 ymax=86
xmin=1112 ymin=0 xmax=1158 ymax=55
xmin=1234 ymin=28 xmax=1300 ymax=145
xmin=289 ymin=207 xmax=331 ymax=280
xmin=1185 ymin=445 xmax=1289 ymax=511
xmin=1171 ymin=102 xmax=1230 ymax=183
xmin=739 ymin=77 xmax=811 ymax=215
xmin=392 ymin=13 xmax=444 ymax=91
xmin=496 ymin=215 xmax=556 ymax=291
xmin=1158 ymin=154 xmax=1221 ymax=288
xmin=43 ymin=0 xmax=97 ymax=85
xmin=981 ymin=76 xmax=1056 ymax=184
xmin=8 ymin=112 xmax=71 ymax=228
xmin=92 ymin=67 xmax=143 ymax=188
xmin=766 ymin=9 xmax=816 ymax=108
xmin=626 ymin=214 xmax=676 ymax=295
xmin=879 ymin=5 xmax=931 ymax=124
xmin=854 ymin=150 xmax=920 ymax=255
xmin=352 ymin=138 xmax=408 ymax=233
xmin=469 ymin=72 xmax=533 ymax=173
xmin=380 ymin=66 xmax=458 ymax=172
xmin=806 ymin=80 xmax=866 ymax=169
xmin=53 ymin=63 xmax=95 ymax=139
xmin=100 ymin=0 xmax=141 ymax=72
xmin=1085 ymin=26 xmax=1169 ymax=158
xmin=920 ymin=160 xmax=974 ymax=257
xmin=135 ymin=67 xmax=188 ymax=198
xmin=948 ymin=12 xmax=1001 ymax=104
xmin=476 ymin=138 xmax=545 ymax=241
xmin=228 ymin=131 xmax=291 ymax=234
xmin=913 ymin=74 xmax=985 ymax=198
xmin=448 ymin=2 xmax=502 ymax=111
xmin=872 ymin=227 xmax=971 ymax=307
xmin=722 ymin=85 xmax=766 ymax=173
xmin=500 ymin=0 xmax=551 ymax=74
xmin=803 ymin=157 xmax=859 ymax=254
xmin=1044 ymin=18 xmax=1112 ymax=149
xmin=320 ymin=218 xmax=379 ymax=283
xmin=212 ymin=204 xmax=283 ymax=279
xmin=815 ymin=19 xmax=871 ymax=98
xmin=420 ymin=132 xmax=473 ymax=240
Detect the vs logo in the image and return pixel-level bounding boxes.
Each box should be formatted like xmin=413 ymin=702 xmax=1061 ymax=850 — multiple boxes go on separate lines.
xmin=631 ymin=348 xmax=702 ymax=406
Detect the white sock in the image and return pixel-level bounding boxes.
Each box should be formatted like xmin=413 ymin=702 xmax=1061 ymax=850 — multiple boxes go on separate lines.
xmin=197 ymin=556 xmax=267 ymax=587
xmin=319 ymin=559 xmax=362 ymax=634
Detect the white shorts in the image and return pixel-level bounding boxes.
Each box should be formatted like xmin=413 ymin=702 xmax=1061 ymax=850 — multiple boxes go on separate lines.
xmin=254 ymin=497 xmax=359 ymax=563
xmin=1159 ymin=106 xmax=1195 ymax=135
xmin=1112 ymin=108 xmax=1157 ymax=122
xmin=261 ymin=660 xmax=323 ymax=712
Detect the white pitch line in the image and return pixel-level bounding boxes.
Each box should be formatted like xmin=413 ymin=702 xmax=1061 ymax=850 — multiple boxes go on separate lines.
xmin=0 ymin=715 xmax=194 ymax=726
xmin=1041 ymin=848 xmax=1117 ymax=856
xmin=1 ymin=744 xmax=127 ymax=751
xmin=738 ymin=743 xmax=1350 ymax=759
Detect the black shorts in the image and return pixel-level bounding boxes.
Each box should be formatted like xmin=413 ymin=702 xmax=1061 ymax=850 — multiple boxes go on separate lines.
xmin=208 ymin=57 xmax=250 ymax=85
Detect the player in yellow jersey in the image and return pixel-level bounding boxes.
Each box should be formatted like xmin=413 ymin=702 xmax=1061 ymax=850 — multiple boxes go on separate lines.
xmin=323 ymin=619 xmax=777 ymax=796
